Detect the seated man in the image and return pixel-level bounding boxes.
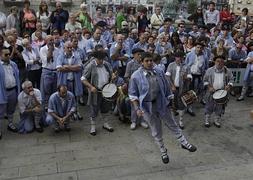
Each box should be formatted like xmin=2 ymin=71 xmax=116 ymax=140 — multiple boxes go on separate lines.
xmin=18 ymin=81 xmax=43 ymax=133
xmin=46 ymin=85 xmax=76 ymax=132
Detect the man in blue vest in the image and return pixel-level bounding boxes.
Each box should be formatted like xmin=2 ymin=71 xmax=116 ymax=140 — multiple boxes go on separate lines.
xmin=129 ymin=52 xmax=197 ymax=164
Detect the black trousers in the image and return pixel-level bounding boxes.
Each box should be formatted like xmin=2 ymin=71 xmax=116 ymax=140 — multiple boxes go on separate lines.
xmin=27 ymin=69 xmax=42 ymax=89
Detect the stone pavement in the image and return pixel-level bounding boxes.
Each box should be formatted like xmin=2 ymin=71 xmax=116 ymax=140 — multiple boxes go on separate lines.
xmin=0 ymin=97 xmax=253 ymax=180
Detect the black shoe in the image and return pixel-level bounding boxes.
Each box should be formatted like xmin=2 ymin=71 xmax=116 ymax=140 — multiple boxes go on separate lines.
xmin=78 ymin=99 xmax=85 ymax=106
xmin=174 ymin=111 xmax=179 ymax=116
xmin=4 ymin=115 xmax=8 ymax=119
xmin=54 ymin=127 xmax=60 ymax=133
xmin=64 ymin=124 xmax=71 ymax=132
xmin=187 ymin=109 xmax=196 ymax=116
xmin=72 ymin=113 xmax=78 ymax=121
xmin=230 ymin=91 xmax=236 ymax=97
xmin=200 ymin=100 xmax=206 ymax=105
xmin=0 ymin=131 xmax=2 ymax=140
xmin=204 ymin=122 xmax=210 ymax=128
xmin=35 ymin=127 xmax=43 ymax=133
xmin=181 ymin=143 xmax=197 ymax=152
xmin=161 ymin=151 xmax=169 ymax=164
xmin=90 ymin=131 xmax=96 ymax=136
xmin=77 ymin=112 xmax=83 ymax=120
xmin=213 ymin=122 xmax=221 ymax=128
xmin=103 ymin=125 xmax=114 ymax=132
xmin=7 ymin=123 xmax=18 ymax=133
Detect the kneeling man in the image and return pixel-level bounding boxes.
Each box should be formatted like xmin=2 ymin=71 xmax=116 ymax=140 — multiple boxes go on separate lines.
xmin=18 ymin=81 xmax=43 ymax=133
xmin=46 ymin=85 xmax=76 ymax=132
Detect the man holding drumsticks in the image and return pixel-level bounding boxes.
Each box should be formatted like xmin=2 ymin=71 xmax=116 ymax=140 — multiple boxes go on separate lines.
xmin=203 ymin=55 xmax=234 ymax=128
xmin=81 ymin=46 xmax=114 ymax=136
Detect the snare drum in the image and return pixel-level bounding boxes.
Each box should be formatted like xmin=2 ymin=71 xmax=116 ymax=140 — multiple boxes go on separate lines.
xmin=102 ymin=83 xmax=118 ymax=101
xmin=212 ymin=89 xmax=228 ymax=104
xmin=181 ymin=90 xmax=197 ymax=107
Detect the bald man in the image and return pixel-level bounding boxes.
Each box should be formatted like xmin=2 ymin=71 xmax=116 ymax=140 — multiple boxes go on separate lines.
xmin=50 ymin=1 xmax=69 ymax=35
xmin=56 ymin=41 xmax=83 ymax=120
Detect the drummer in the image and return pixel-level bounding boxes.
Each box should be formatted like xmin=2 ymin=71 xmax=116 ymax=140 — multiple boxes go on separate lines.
xmin=81 ymin=47 xmax=114 ymax=136
xmin=166 ymin=51 xmax=192 ymax=129
xmin=203 ymin=55 xmax=233 ymax=128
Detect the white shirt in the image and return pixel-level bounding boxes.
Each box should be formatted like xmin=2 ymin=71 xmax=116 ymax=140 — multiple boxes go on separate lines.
xmin=40 ymin=45 xmax=55 ymax=69
xmin=174 ymin=65 xmax=180 ymax=87
xmin=97 ymin=66 xmax=109 ymax=89
xmin=1 ymin=61 xmax=16 ymax=88
xmin=190 ymin=55 xmax=204 ymax=75
xmin=67 ymin=56 xmax=74 ymax=81
xmin=22 ymin=48 xmax=41 ymax=71
xmin=150 ymin=13 xmax=164 ymax=29
xmin=78 ymin=36 xmax=88 ymax=51
xmin=18 ymin=89 xmax=41 ymax=114
xmin=213 ymin=72 xmax=224 ymax=90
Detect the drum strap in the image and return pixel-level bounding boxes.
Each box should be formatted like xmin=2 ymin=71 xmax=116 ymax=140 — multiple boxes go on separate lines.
xmin=224 ymin=67 xmax=228 ymax=86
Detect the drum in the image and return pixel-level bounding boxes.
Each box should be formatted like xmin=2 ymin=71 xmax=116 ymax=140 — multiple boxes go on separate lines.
xmin=181 ymin=90 xmax=197 ymax=107
xmin=212 ymin=89 xmax=228 ymax=104
xmin=102 ymin=83 xmax=118 ymax=101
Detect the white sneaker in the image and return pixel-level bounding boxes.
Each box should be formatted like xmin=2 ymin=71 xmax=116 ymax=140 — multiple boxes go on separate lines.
xmin=237 ymin=95 xmax=244 ymax=101
xmin=179 ymin=120 xmax=184 ymax=129
xmin=103 ymin=122 xmax=114 ymax=132
xmin=140 ymin=121 xmax=149 ymax=129
xmin=90 ymin=124 xmax=96 ymax=136
xmin=130 ymin=123 xmax=137 ymax=130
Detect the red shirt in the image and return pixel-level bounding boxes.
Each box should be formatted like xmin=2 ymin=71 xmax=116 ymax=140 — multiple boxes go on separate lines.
xmin=220 ymin=10 xmax=232 ymax=22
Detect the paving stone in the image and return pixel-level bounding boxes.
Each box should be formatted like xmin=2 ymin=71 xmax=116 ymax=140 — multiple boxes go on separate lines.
xmin=77 ymin=166 xmax=116 ymax=180
xmin=0 ymin=167 xmax=19 ymax=180
xmin=19 ymin=162 xmax=57 ymax=177
xmin=38 ymin=172 xmax=77 ymax=180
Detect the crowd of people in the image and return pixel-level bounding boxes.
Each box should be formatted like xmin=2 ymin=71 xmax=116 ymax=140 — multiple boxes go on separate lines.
xmin=0 ymin=0 xmax=253 ymax=164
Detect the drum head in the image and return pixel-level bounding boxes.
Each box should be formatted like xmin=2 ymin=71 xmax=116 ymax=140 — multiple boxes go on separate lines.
xmin=102 ymin=83 xmax=117 ymax=98
xmin=213 ymin=90 xmax=228 ymax=100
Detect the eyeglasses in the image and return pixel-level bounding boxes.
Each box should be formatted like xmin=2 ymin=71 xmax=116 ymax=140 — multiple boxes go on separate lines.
xmin=180 ymin=26 xmax=185 ymax=28
xmin=144 ymin=59 xmax=153 ymax=62
xmin=66 ymin=46 xmax=72 ymax=49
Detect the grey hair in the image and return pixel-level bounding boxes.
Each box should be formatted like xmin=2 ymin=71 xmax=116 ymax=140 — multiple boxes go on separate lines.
xmin=22 ymin=80 xmax=32 ymax=90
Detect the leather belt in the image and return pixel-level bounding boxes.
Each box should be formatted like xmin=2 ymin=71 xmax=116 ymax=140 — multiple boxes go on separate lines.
xmin=6 ymin=86 xmax=17 ymax=91
xmin=143 ymin=99 xmax=156 ymax=103
xmin=43 ymin=68 xmax=57 ymax=71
